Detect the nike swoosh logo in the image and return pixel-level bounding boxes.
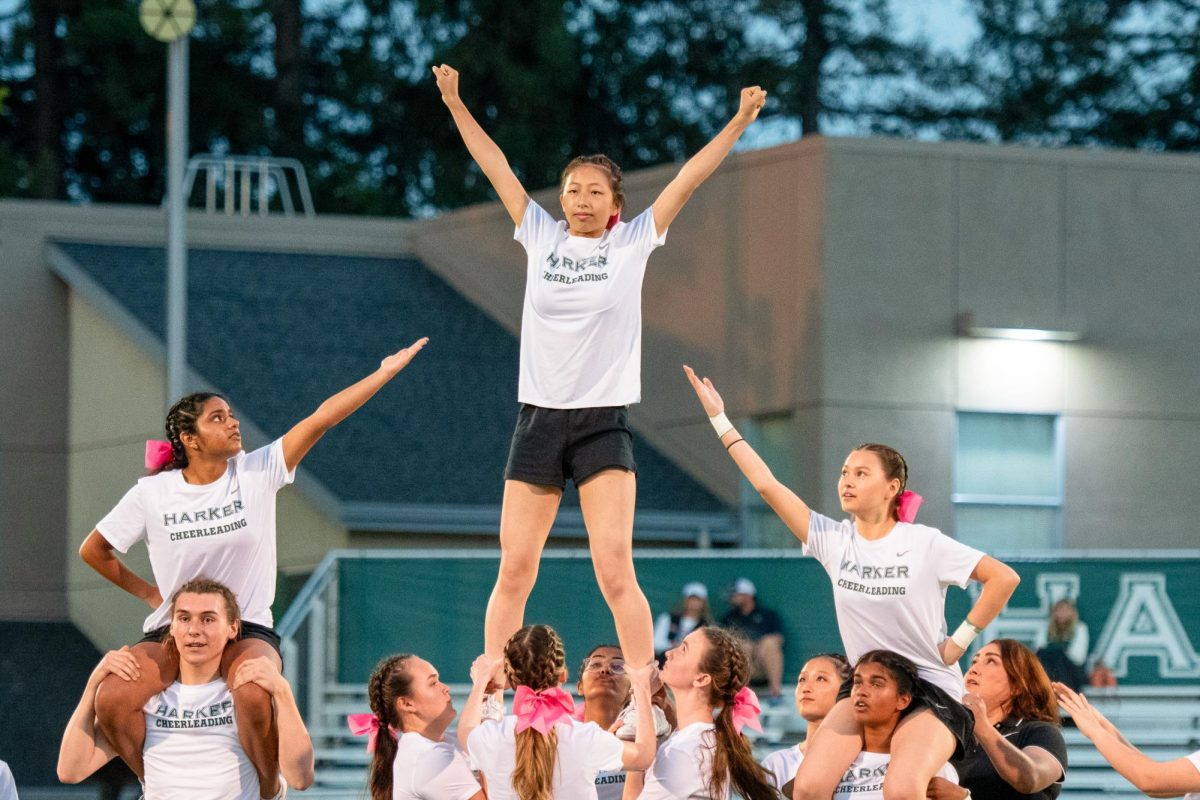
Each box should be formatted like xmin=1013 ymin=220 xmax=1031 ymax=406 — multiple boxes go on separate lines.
xmin=897 ymin=550 xmax=911 ymax=556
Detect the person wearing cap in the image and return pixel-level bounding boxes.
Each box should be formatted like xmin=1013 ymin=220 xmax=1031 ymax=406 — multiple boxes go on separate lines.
xmin=720 ymin=578 xmax=786 ymax=702
xmin=653 ymin=582 xmax=713 ymax=665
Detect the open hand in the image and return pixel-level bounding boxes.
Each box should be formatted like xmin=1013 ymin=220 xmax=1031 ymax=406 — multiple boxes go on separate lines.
xmin=94 ymin=646 xmax=142 ymax=683
xmin=432 ymin=64 xmax=460 ymax=103
xmin=1053 ymin=681 xmax=1107 ymax=740
xmin=683 ymin=365 xmax=725 ymax=417
xmin=938 ymin=636 xmax=966 ymax=667
xmin=380 ymin=337 xmax=429 ymax=377
xmin=737 ymin=86 xmax=767 ymax=123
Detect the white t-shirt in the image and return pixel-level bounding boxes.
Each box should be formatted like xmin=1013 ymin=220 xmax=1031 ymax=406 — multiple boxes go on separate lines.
xmin=468 ymin=715 xmax=625 ymax=800
xmin=594 ymin=769 xmax=627 ymax=800
xmin=393 ymin=731 xmax=480 ymax=800
xmin=834 ymin=751 xmax=957 ymax=800
xmin=143 ymin=679 xmax=257 ymax=799
xmin=1182 ymin=750 xmax=1200 ymax=800
xmin=639 ymin=722 xmax=721 ymax=800
xmin=804 ymin=512 xmax=985 ymax=698
xmin=514 ymin=201 xmax=666 ymax=409
xmin=97 ymin=440 xmax=295 ymax=631
xmin=762 ymin=744 xmax=804 ymax=790
xmin=0 ymin=761 xmax=17 ymax=800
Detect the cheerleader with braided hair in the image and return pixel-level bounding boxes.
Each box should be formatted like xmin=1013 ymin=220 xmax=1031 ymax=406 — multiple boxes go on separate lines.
xmin=460 ymin=624 xmax=657 ymax=800
xmin=350 ymin=654 xmax=482 ymax=800
xmin=632 ymin=626 xmax=777 ymax=800
xmin=77 ymin=338 xmax=427 ymax=794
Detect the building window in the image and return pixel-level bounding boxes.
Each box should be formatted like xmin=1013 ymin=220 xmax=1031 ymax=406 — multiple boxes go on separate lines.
xmin=953 ymin=412 xmax=1062 ymax=551
xmin=738 ymin=414 xmax=795 ymax=548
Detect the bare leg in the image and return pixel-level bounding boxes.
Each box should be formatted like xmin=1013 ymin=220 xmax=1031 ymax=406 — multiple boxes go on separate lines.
xmin=755 ymin=633 xmax=785 ymax=696
xmin=483 ymin=479 xmax=562 ymax=659
xmin=793 ymin=698 xmax=862 ymax=800
xmin=578 ymin=469 xmax=653 ymax=668
xmin=94 ymin=640 xmax=177 ymax=778
xmin=222 ymin=638 xmax=284 ymax=798
xmin=882 ymin=709 xmax=956 ymax=800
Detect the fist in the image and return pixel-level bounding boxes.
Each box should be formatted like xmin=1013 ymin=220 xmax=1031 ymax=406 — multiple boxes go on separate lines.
xmin=738 ymin=86 xmax=767 ymax=122
xmin=432 ymin=64 xmax=460 ymax=102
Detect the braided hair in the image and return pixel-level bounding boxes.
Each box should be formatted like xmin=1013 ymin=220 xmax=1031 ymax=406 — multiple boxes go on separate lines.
xmin=156 ymin=392 xmax=223 ymax=474
xmin=698 ymin=627 xmax=778 ymax=800
xmin=504 ymin=625 xmax=566 ymax=800
xmin=366 ymin=654 xmax=414 ymax=800
xmin=854 ymin=443 xmax=909 ymax=520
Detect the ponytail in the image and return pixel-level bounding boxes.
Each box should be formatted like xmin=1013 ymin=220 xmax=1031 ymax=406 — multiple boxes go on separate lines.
xmin=700 ymin=628 xmax=779 ymax=800
xmin=366 ymin=654 xmax=413 ymax=800
xmin=505 ymin=625 xmax=567 ymax=800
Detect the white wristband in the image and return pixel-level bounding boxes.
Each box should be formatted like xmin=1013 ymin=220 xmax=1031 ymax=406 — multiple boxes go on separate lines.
xmin=709 ymin=412 xmax=735 ymax=438
xmin=951 ymin=620 xmax=982 ymax=650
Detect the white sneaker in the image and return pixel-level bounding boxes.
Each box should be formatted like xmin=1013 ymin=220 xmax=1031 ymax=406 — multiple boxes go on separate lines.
xmin=481 ymin=691 xmax=506 ymax=721
xmin=615 ymin=695 xmax=671 ymax=741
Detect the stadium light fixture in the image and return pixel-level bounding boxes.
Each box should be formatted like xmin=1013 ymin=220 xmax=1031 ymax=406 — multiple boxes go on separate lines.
xmin=955 ymin=312 xmax=1082 ymax=343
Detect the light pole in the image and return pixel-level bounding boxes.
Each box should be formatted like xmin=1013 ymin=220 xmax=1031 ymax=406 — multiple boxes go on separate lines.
xmin=139 ymin=0 xmax=195 ymax=404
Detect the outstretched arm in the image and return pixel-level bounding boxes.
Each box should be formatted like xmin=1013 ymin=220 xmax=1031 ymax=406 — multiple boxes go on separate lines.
xmin=282 ymin=338 xmax=427 ymax=471
xmin=58 ymin=649 xmax=138 ymax=782
xmin=233 ymin=658 xmax=315 ymax=790
xmin=459 ymin=654 xmax=504 ymax=756
xmin=432 ymin=64 xmax=529 ymax=226
xmin=79 ymin=530 xmax=163 ymax=608
xmin=652 ymin=86 xmax=766 ymax=233
xmin=683 ymin=365 xmax=811 ymax=543
xmin=1056 ymin=683 xmax=1200 ymax=796
xmin=619 ymin=663 xmax=657 ymax=770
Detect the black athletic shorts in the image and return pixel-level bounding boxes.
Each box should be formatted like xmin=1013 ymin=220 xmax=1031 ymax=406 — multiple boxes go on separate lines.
xmin=137 ymin=619 xmax=283 ymax=658
xmin=503 ymin=404 xmax=637 ymax=488
xmin=838 ymin=673 xmax=975 ymax=760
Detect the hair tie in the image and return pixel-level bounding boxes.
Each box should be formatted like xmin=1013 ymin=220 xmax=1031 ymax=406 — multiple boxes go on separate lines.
xmin=896 ymin=490 xmax=923 ymax=523
xmin=606 ymin=210 xmax=621 ymax=230
xmin=730 ymin=686 xmax=763 ymax=734
xmin=347 ymin=713 xmax=395 ymax=752
xmin=145 ymin=440 xmax=174 ymax=472
xmin=512 ymin=686 xmax=575 ymax=735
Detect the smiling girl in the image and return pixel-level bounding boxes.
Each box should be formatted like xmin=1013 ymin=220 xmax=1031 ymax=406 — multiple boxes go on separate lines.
xmin=78 ymin=339 xmax=427 ymax=794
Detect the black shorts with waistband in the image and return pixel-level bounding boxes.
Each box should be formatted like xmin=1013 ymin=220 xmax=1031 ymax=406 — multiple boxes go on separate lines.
xmin=503 ymin=404 xmax=637 ymax=489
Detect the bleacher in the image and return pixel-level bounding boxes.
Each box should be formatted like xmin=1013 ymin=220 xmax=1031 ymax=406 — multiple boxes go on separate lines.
xmin=299 ymin=682 xmax=1200 ymax=799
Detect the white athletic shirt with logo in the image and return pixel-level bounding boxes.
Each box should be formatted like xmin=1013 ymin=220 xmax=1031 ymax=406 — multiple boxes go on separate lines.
xmin=762 ymin=744 xmax=804 ymax=790
xmin=804 ymin=513 xmax=985 ymax=698
xmin=514 ymin=201 xmax=666 ymax=409
xmin=392 ymin=731 xmax=480 ymax=800
xmin=594 ymin=769 xmax=626 ymax=800
xmin=143 ymin=679 xmax=257 ymax=800
xmin=467 ymin=715 xmax=625 ymax=800
xmin=639 ymin=721 xmax=721 ymax=800
xmin=1183 ymin=750 xmax=1200 ymax=800
xmin=97 ymin=440 xmax=295 ymax=632
xmin=834 ymin=751 xmax=957 ymax=800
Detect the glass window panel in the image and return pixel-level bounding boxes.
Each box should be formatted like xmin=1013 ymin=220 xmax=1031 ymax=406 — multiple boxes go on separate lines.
xmin=955 ymin=505 xmax=1058 ymax=551
xmin=955 ymin=413 xmax=1058 ymax=497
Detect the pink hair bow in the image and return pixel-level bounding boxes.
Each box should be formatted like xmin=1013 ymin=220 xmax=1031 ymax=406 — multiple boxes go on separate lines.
xmin=512 ymin=686 xmax=575 ymax=735
xmin=145 ymin=440 xmax=173 ymax=472
xmin=347 ymin=713 xmax=394 ymax=752
xmin=731 ymin=686 xmax=763 ymax=734
xmin=896 ymin=490 xmax=923 ymax=523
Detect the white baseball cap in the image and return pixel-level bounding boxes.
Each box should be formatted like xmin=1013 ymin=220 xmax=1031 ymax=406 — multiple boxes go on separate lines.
xmin=681 ymin=581 xmax=708 ymax=600
xmin=732 ymin=577 xmax=757 ymax=597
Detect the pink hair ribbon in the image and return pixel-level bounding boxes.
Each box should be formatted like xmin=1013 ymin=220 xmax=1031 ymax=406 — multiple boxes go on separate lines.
xmin=512 ymin=686 xmax=575 ymax=734
xmin=606 ymin=210 xmax=621 ymax=230
xmin=731 ymin=686 xmax=763 ymax=734
xmin=896 ymin=490 xmax=924 ymax=523
xmin=347 ymin=713 xmax=394 ymax=752
xmin=144 ymin=440 xmax=173 ymax=472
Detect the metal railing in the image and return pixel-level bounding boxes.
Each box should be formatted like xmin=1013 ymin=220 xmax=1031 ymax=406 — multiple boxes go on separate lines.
xmin=183 ymin=154 xmax=315 ymax=217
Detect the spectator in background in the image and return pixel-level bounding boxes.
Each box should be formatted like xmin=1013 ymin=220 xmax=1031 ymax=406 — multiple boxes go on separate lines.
xmin=653 ymin=582 xmax=711 ymax=664
xmin=1035 ymin=598 xmax=1089 ymax=692
xmin=720 ymin=578 xmax=785 ymax=702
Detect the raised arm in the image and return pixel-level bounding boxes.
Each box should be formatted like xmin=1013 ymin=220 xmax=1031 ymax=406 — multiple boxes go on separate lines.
xmin=282 ymin=338 xmax=427 ymax=471
xmin=619 ymin=663 xmax=657 ymax=770
xmin=459 ymin=654 xmax=504 ymax=755
xmin=940 ymin=556 xmax=1021 ymax=664
xmin=58 ymin=650 xmax=137 ymax=782
xmin=232 ymin=658 xmax=315 ymax=790
xmin=1056 ymin=683 xmax=1200 ymax=796
xmin=79 ymin=530 xmax=162 ymax=608
xmin=651 ymin=86 xmax=766 ymax=233
xmin=432 ymin=64 xmax=529 ymax=226
xmin=683 ymin=365 xmax=811 ymax=543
